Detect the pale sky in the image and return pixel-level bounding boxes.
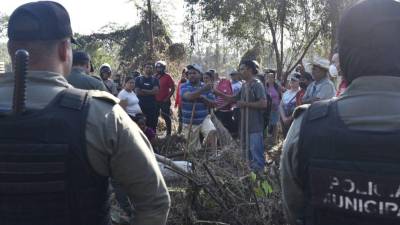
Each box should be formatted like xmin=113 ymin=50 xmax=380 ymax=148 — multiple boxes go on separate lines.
xmin=1 ymin=0 xmax=187 ymax=42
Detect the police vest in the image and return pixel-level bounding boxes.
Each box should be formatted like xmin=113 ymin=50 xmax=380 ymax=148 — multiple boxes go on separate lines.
xmin=0 ymin=88 xmax=110 ymax=225
xmin=298 ymin=100 xmax=400 ymax=225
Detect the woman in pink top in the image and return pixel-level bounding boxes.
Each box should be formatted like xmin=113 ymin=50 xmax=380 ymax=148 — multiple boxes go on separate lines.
xmin=265 ymin=72 xmax=282 ymax=144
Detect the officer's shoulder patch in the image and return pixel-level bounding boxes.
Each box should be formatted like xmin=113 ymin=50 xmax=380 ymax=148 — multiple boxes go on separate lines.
xmin=89 ymin=90 xmax=120 ymax=105
xmin=307 ymin=100 xmax=332 ymax=121
xmin=293 ymin=104 xmax=310 ymax=119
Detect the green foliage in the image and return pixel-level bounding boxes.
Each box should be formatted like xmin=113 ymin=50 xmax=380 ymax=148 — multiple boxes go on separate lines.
xmin=185 ymin=0 xmax=333 ymax=77
xmin=75 ymin=9 xmax=184 ymax=75
xmin=250 ymin=172 xmax=274 ymax=198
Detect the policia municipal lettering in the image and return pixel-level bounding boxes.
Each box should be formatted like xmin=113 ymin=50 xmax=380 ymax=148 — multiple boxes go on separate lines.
xmin=317 ymin=170 xmax=400 ymax=217
xmin=298 ymin=100 xmax=400 ymax=225
xmin=280 ymin=1 xmax=400 ymax=225
xmin=1 ymin=1 xmax=170 ymax=225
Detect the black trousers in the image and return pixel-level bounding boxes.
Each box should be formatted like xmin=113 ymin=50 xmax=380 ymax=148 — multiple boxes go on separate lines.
xmin=178 ymin=107 xmax=183 ymax=134
xmin=215 ymin=110 xmax=235 ymax=133
xmin=156 ymin=100 xmax=172 ymax=135
xmin=232 ymin=108 xmax=241 ymax=137
xmin=140 ymin=103 xmax=158 ymax=130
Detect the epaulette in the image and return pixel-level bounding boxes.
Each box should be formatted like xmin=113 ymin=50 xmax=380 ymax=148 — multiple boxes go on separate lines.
xmin=89 ymin=90 xmax=120 ymax=105
xmin=293 ymin=104 xmax=310 ymax=119
xmin=307 ymin=99 xmax=333 ymax=121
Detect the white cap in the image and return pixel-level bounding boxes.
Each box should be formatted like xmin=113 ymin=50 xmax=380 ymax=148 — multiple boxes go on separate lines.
xmin=99 ymin=63 xmax=112 ymax=73
xmin=100 ymin=63 xmax=111 ymax=70
xmin=187 ymin=64 xmax=203 ymax=74
xmin=310 ymin=57 xmax=330 ymax=71
xmin=155 ymin=60 xmax=167 ymax=67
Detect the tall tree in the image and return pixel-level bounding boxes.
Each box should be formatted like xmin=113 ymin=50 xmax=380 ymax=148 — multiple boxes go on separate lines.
xmin=76 ymin=10 xmax=183 ymax=74
xmin=186 ymin=0 xmax=329 ymax=79
xmin=147 ymin=0 xmax=155 ymax=57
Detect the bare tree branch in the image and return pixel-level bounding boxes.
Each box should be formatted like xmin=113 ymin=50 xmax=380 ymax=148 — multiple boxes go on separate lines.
xmin=287 ymin=27 xmax=322 ymax=74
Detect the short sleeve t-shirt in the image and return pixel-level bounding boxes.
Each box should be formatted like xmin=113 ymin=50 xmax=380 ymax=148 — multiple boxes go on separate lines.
xmin=117 ymin=89 xmax=142 ymax=116
xmin=266 ymin=85 xmax=280 ymax=111
xmin=155 ymin=73 xmax=175 ymax=102
xmin=135 ymin=76 xmax=159 ymax=108
xmin=237 ymin=78 xmax=267 ymax=133
xmin=282 ymin=89 xmax=299 ymax=116
xmin=180 ymin=82 xmax=215 ymax=125
xmin=231 ymin=80 xmax=242 ymax=95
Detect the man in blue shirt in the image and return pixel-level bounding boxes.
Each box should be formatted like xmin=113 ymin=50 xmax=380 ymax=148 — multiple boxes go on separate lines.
xmin=135 ymin=63 xmax=160 ymax=130
xmin=180 ymin=64 xmax=217 ymax=150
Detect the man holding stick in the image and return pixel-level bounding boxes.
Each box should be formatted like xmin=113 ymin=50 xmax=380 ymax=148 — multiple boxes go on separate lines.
xmin=180 ymin=64 xmax=217 ymax=151
xmin=215 ymin=60 xmax=268 ymax=172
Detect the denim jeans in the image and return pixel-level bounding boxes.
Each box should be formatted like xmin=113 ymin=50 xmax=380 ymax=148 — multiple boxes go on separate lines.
xmin=249 ymin=132 xmax=265 ymax=171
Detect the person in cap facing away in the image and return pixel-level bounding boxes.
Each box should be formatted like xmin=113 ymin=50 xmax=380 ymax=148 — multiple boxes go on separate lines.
xmin=67 ymin=51 xmax=108 ymax=91
xmin=99 ymin=63 xmax=118 ymax=96
xmin=301 ymin=58 xmax=336 ymax=104
xmin=281 ymin=1 xmax=400 ymax=225
xmin=2 ymin=1 xmax=170 ymax=225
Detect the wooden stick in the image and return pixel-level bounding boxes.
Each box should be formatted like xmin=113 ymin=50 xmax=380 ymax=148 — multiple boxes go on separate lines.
xmin=185 ymin=102 xmax=197 ymax=159
xmin=240 ymin=88 xmax=245 ymax=159
xmin=244 ymin=83 xmax=250 ymax=161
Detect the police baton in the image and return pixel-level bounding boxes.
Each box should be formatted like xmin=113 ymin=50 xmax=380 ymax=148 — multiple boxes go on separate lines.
xmin=12 ymin=49 xmax=29 ymax=115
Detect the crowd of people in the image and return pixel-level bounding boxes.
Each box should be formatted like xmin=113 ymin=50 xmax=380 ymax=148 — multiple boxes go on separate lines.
xmin=68 ymin=53 xmax=344 ymax=175
xmin=69 ymin=49 xmax=344 ymax=173
xmin=62 ymin=33 xmax=352 ymax=206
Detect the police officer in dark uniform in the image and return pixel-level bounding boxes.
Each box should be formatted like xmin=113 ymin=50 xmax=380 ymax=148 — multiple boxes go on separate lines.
xmin=281 ymin=1 xmax=400 ymax=225
xmin=67 ymin=51 xmax=108 ymax=91
xmin=1 ymin=1 xmax=170 ymax=224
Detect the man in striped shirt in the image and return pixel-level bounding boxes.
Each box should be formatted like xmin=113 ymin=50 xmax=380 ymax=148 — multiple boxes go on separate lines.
xmin=180 ymin=64 xmax=217 ymax=150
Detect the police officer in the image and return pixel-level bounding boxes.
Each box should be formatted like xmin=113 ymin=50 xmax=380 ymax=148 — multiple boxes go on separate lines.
xmin=1 ymin=2 xmax=170 ymax=225
xmin=67 ymin=51 xmax=108 ymax=91
xmin=281 ymin=1 xmax=400 ymax=225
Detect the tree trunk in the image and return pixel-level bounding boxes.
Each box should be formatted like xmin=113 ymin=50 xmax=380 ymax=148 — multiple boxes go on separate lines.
xmin=264 ymin=5 xmax=282 ymax=80
xmin=287 ymin=27 xmax=323 ymax=74
xmin=279 ymin=0 xmax=287 ymax=72
xmin=215 ymin=22 xmax=221 ymax=71
xmin=328 ymin=0 xmax=340 ymax=55
xmin=147 ymin=0 xmax=155 ymax=58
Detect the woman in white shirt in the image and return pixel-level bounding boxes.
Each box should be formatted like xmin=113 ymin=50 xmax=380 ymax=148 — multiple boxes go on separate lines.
xmin=279 ymin=74 xmax=301 ymax=137
xmin=118 ymin=77 xmax=142 ymax=120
